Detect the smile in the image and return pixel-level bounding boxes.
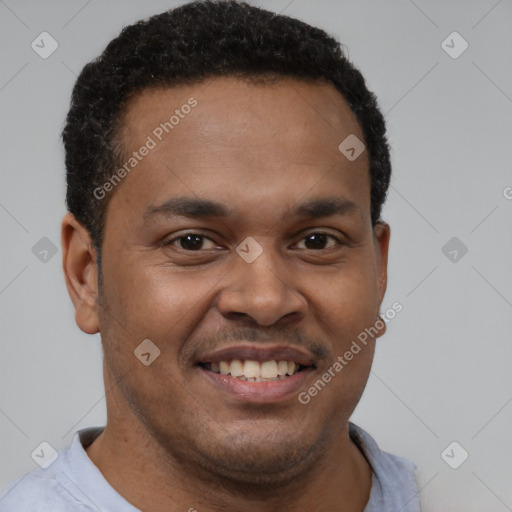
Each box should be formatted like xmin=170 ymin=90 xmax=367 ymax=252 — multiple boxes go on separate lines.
xmin=199 ymin=359 xmax=309 ymax=382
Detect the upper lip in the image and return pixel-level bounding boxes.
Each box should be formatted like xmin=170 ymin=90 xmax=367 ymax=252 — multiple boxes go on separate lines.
xmin=196 ymin=344 xmax=317 ymax=367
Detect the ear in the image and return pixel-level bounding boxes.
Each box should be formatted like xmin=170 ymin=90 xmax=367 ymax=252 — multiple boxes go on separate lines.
xmin=61 ymin=212 xmax=100 ymax=335
xmin=373 ymin=221 xmax=391 ymax=337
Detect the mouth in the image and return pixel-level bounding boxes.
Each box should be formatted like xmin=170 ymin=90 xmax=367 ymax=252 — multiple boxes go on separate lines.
xmin=198 ymin=359 xmax=310 ymax=382
xmin=195 ymin=345 xmax=317 ymax=402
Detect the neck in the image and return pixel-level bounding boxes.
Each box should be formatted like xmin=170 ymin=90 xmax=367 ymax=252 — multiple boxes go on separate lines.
xmin=86 ymin=415 xmax=372 ymax=512
xmin=86 ymin=364 xmax=372 ymax=511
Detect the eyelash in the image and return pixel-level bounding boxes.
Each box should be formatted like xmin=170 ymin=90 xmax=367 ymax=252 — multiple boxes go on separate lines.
xmin=164 ymin=231 xmax=344 ymax=251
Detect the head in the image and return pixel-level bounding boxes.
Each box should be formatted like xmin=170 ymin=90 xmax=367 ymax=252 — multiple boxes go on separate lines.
xmin=61 ymin=0 xmax=391 ymax=489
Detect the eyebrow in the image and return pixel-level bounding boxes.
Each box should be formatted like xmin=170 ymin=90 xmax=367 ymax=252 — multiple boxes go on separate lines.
xmin=143 ymin=196 xmax=359 ymax=223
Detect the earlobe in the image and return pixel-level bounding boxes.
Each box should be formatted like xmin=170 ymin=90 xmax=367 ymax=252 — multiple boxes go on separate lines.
xmin=61 ymin=212 xmax=100 ymax=335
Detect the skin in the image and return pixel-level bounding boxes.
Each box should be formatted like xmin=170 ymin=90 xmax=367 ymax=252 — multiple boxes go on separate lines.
xmin=61 ymin=76 xmax=390 ymax=512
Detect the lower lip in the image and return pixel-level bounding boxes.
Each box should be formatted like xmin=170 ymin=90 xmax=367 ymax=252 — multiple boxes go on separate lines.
xmin=198 ymin=366 xmax=314 ymax=403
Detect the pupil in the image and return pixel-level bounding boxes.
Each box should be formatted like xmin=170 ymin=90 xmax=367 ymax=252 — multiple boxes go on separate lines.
xmin=305 ymin=233 xmax=326 ymax=250
xmin=181 ymin=235 xmax=202 ymax=250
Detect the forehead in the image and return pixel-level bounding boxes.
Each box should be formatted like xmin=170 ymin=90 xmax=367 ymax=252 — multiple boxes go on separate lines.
xmin=107 ymin=76 xmax=370 ymax=228
xmin=119 ymin=75 xmax=364 ymax=151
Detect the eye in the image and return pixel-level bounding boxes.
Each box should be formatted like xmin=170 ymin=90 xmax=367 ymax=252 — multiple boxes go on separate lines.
xmin=165 ymin=231 xmax=343 ymax=253
xmin=166 ymin=233 xmax=219 ymax=251
xmin=295 ymin=232 xmax=342 ymax=250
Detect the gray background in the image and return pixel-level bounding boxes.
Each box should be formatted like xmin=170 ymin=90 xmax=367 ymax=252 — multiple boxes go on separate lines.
xmin=1 ymin=0 xmax=511 ymax=510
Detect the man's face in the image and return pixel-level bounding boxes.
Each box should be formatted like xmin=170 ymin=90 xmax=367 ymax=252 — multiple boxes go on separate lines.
xmin=91 ymin=76 xmax=389 ymax=483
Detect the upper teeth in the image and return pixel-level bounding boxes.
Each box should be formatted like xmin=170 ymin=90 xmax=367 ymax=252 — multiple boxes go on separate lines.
xmin=210 ymin=360 xmax=299 ymax=380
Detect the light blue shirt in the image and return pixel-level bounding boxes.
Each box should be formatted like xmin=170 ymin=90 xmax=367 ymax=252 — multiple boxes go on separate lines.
xmin=0 ymin=422 xmax=420 ymax=511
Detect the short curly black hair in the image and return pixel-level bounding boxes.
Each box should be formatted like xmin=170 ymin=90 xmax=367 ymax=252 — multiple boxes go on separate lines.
xmin=62 ymin=0 xmax=391 ymax=261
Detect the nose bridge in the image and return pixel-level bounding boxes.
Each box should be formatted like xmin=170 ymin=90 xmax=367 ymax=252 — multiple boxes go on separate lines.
xmin=217 ymin=237 xmax=306 ymax=325
xmin=237 ymin=237 xmax=290 ymax=298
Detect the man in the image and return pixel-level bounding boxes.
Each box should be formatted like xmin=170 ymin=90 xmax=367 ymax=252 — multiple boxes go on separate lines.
xmin=0 ymin=1 xmax=420 ymax=510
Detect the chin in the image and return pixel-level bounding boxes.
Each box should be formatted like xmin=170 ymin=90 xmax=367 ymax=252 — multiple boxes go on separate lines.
xmin=181 ymin=422 xmax=330 ymax=488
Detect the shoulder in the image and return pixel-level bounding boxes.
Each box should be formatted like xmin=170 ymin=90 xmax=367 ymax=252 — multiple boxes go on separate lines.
xmin=349 ymin=421 xmax=417 ymax=476
xmin=349 ymin=422 xmax=421 ymax=512
xmin=0 ymin=468 xmax=87 ymax=512
xmin=0 ymin=428 xmax=105 ymax=512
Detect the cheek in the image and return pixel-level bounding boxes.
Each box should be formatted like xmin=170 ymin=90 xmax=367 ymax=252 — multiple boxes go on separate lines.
xmin=102 ymin=260 xmax=222 ymax=338
xmin=98 ymin=265 xmax=197 ymax=411
xmin=305 ymin=254 xmax=379 ymax=397
xmin=98 ymin=262 xmax=232 ymax=395
xmin=310 ymin=258 xmax=380 ymax=334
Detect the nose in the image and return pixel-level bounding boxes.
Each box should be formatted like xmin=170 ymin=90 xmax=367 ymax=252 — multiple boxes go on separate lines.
xmin=216 ymin=243 xmax=307 ymax=326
